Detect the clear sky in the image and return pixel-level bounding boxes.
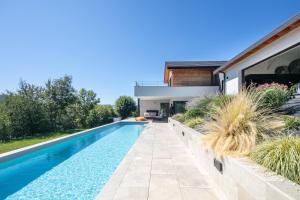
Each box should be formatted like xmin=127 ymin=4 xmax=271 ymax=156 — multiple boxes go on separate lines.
xmin=0 ymin=0 xmax=299 ymax=104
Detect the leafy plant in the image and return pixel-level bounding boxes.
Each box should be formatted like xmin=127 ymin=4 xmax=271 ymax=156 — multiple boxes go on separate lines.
xmin=70 ymin=89 xmax=100 ymax=128
xmin=250 ymin=136 xmax=300 ymax=185
xmin=44 ymin=76 xmax=77 ymax=130
xmin=172 ymin=113 xmax=185 ymax=123
xmin=257 ymin=83 xmax=289 ymax=109
xmin=0 ymin=94 xmax=6 ymax=102
xmin=184 ymin=117 xmax=203 ymax=128
xmin=288 ymin=84 xmax=297 ymax=98
xmin=202 ymin=87 xmax=283 ymax=157
xmin=86 ymin=105 xmax=116 ymax=128
xmin=283 ymin=116 xmax=300 ymax=130
xmin=0 ymin=75 xmax=112 ymax=143
xmin=0 ymin=103 xmax=11 ymax=141
xmin=262 ymin=89 xmax=288 ymax=109
xmin=256 ymin=82 xmax=288 ymax=91
xmin=5 ymin=86 xmax=50 ymax=138
xmin=186 ymin=97 xmax=212 ymax=110
xmin=115 ymin=96 xmax=136 ymax=119
xmin=184 ymin=108 xmax=204 ymax=119
xmin=187 ymin=95 xmax=232 ymax=118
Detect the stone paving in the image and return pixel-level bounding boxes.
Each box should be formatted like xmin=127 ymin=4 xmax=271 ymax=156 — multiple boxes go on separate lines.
xmin=96 ymin=122 xmax=219 ymax=200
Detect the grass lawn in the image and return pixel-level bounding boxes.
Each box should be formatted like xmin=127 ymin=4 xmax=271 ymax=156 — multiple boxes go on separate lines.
xmin=0 ymin=129 xmax=86 ymax=154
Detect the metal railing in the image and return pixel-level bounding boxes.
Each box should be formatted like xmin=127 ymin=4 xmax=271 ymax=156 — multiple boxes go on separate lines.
xmin=135 ymin=81 xmax=168 ymax=86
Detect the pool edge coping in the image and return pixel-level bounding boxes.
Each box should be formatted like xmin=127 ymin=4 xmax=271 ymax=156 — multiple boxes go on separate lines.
xmin=0 ymin=120 xmax=147 ymax=163
xmin=95 ymin=120 xmax=152 ymax=200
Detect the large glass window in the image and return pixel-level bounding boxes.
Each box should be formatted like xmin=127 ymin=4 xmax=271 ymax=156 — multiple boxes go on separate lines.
xmin=173 ymin=101 xmax=186 ymax=114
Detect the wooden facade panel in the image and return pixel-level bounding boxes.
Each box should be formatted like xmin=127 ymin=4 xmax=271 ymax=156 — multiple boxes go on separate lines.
xmin=169 ymin=68 xmax=213 ymax=86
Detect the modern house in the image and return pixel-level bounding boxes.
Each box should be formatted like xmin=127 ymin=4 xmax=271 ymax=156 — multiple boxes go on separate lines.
xmin=134 ymin=13 xmax=300 ymax=118
xmin=134 ymin=61 xmax=226 ymax=117
xmin=214 ymin=13 xmax=300 ymax=95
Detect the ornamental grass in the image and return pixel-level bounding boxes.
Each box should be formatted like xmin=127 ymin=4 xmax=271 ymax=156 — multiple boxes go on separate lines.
xmin=250 ymin=136 xmax=300 ymax=185
xmin=201 ymin=87 xmax=283 ymax=157
xmin=184 ymin=117 xmax=204 ymax=128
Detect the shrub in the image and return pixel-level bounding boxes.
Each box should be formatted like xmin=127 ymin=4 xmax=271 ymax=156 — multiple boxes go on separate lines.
xmin=186 ymin=97 xmax=210 ymax=110
xmin=59 ymin=105 xmax=78 ymax=130
xmin=191 ymin=97 xmax=213 ymax=116
xmin=0 ymin=76 xmax=108 ymax=142
xmin=44 ymin=76 xmax=77 ymax=130
xmin=202 ymin=87 xmax=283 ymax=157
xmin=283 ymin=116 xmax=300 ymax=130
xmin=115 ymin=96 xmax=136 ymax=119
xmin=250 ymin=136 xmax=300 ymax=185
xmin=172 ymin=113 xmax=185 ymax=123
xmin=257 ymin=82 xmax=288 ymax=91
xmin=262 ymin=89 xmax=288 ymax=109
xmin=207 ymin=95 xmax=233 ymax=115
xmin=288 ymin=84 xmax=297 ymax=98
xmin=184 ymin=117 xmax=203 ymax=128
xmin=0 ymin=94 xmax=6 ymax=102
xmin=97 ymin=105 xmax=116 ymax=124
xmin=131 ymin=110 xmax=138 ymax=117
xmin=4 ymin=93 xmax=50 ymax=137
xmin=74 ymin=89 xmax=100 ymax=128
xmin=184 ymin=108 xmax=204 ymax=119
xmin=86 ymin=105 xmax=116 ymax=128
xmin=0 ymin=103 xmax=11 ymax=141
xmin=210 ymin=95 xmax=232 ymax=107
xmin=187 ymin=95 xmax=233 ymax=118
xmin=257 ymin=83 xmax=289 ymax=109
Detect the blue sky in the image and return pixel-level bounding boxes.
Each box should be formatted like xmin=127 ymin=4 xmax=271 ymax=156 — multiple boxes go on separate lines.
xmin=0 ymin=0 xmax=299 ymax=104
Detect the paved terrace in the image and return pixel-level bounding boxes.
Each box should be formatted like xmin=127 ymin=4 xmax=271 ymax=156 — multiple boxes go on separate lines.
xmin=96 ymin=122 xmax=219 ymax=200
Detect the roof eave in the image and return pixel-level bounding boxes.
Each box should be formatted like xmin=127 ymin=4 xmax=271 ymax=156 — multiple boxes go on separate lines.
xmin=213 ymin=13 xmax=300 ymax=75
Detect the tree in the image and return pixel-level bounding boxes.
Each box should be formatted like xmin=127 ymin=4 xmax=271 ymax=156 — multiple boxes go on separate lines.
xmin=73 ymin=89 xmax=100 ymax=128
xmin=4 ymin=94 xmax=31 ymax=138
xmin=3 ymin=81 xmax=49 ymax=138
xmin=17 ymin=80 xmax=49 ymax=133
xmin=0 ymin=75 xmax=117 ymax=142
xmin=44 ymin=76 xmax=77 ymax=130
xmin=0 ymin=94 xmax=6 ymax=102
xmin=115 ymin=96 xmax=136 ymax=119
xmin=0 ymin=102 xmax=11 ymax=141
xmin=86 ymin=105 xmax=115 ymax=128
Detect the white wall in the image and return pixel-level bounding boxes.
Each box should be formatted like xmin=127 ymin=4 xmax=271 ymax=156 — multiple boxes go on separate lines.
xmin=139 ymin=99 xmax=169 ymax=116
xmin=225 ymin=77 xmax=239 ymax=95
xmin=139 ymin=97 xmax=194 ymax=116
xmin=224 ymin=27 xmax=300 ymax=95
xmin=135 ymin=86 xmax=219 ymax=98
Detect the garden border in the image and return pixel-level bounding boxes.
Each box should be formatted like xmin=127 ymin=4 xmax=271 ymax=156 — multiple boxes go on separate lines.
xmin=168 ymin=118 xmax=300 ymax=200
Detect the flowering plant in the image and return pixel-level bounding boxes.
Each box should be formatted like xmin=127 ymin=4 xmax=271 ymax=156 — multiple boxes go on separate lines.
xmin=256 ymin=82 xmax=289 ymax=109
xmin=256 ymin=82 xmax=288 ymax=91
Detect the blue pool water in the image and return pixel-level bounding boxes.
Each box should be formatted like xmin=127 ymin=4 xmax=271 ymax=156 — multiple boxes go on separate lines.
xmin=0 ymin=122 xmax=145 ymax=200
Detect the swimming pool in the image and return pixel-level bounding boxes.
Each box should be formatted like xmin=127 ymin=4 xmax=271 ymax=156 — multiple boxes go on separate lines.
xmin=0 ymin=122 xmax=145 ymax=200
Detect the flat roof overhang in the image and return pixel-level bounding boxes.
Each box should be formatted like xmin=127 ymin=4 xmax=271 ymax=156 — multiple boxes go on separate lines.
xmin=214 ymin=13 xmax=300 ymax=75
